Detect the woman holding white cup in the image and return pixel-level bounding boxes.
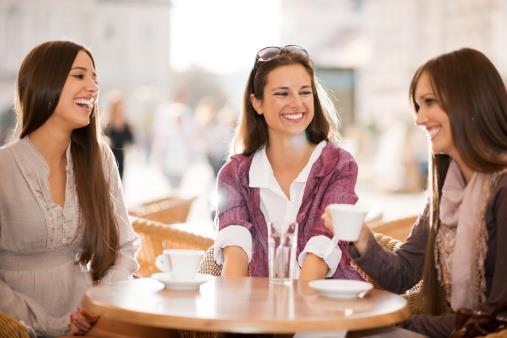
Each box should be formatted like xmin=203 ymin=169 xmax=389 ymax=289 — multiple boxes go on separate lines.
xmin=323 ymin=48 xmax=507 ymax=338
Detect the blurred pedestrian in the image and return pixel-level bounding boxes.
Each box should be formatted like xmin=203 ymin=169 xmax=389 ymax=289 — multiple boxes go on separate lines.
xmin=104 ymin=91 xmax=134 ymax=179
xmin=151 ymin=90 xmax=197 ymax=190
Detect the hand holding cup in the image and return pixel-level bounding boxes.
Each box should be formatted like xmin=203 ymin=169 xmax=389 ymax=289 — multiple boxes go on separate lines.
xmin=327 ymin=204 xmax=368 ymax=241
xmin=323 ymin=204 xmax=372 ymax=254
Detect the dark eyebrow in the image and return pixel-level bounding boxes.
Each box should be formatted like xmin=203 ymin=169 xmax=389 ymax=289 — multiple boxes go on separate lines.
xmin=71 ymin=66 xmax=97 ymax=78
xmin=270 ymin=85 xmax=312 ymax=92
xmin=271 ymin=86 xmax=289 ymax=92
xmin=416 ymin=92 xmax=434 ymax=101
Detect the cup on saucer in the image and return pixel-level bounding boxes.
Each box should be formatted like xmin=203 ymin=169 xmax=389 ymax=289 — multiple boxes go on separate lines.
xmin=155 ymin=249 xmax=204 ymax=281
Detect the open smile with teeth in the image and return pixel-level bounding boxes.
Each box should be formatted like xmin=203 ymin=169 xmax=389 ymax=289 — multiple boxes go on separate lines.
xmin=428 ymin=127 xmax=441 ymax=139
xmin=283 ymin=112 xmax=304 ymax=120
xmin=74 ymin=98 xmax=94 ymax=109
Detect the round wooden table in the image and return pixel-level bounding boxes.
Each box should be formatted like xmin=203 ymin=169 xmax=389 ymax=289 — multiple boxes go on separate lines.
xmin=82 ymin=277 xmax=409 ymax=335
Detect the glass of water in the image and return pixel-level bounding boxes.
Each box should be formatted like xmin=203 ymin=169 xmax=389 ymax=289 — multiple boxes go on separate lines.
xmin=268 ymin=222 xmax=298 ymax=283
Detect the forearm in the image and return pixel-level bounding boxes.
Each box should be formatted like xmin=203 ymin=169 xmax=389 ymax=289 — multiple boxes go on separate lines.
xmin=0 ymin=280 xmax=69 ymax=337
xmin=350 ymin=231 xmax=423 ymax=293
xmin=300 ymin=253 xmax=328 ymax=281
xmin=100 ymin=238 xmax=139 ymax=284
xmin=222 ymin=246 xmax=248 ymax=277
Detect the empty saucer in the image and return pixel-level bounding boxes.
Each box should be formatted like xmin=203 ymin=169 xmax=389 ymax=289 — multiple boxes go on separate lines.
xmin=309 ymin=279 xmax=373 ymax=299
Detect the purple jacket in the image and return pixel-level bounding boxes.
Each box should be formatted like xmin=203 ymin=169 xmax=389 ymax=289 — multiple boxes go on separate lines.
xmin=216 ymin=142 xmax=364 ymax=280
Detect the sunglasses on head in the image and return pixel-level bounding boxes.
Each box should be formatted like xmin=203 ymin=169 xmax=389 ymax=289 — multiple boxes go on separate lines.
xmin=255 ymin=45 xmax=309 ymax=63
xmin=249 ymin=45 xmax=310 ymax=94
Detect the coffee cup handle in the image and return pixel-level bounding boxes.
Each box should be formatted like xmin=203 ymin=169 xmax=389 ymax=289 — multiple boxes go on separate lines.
xmin=155 ymin=254 xmax=172 ymax=272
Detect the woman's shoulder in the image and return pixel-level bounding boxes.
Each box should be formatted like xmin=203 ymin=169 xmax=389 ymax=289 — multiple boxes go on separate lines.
xmin=98 ymin=141 xmax=115 ymax=160
xmin=0 ymin=138 xmax=22 ymax=153
xmin=318 ymin=141 xmax=358 ymax=174
xmin=97 ymin=142 xmax=118 ymax=173
xmin=220 ymin=153 xmax=253 ymax=172
xmin=322 ymin=141 xmax=355 ymax=158
xmin=0 ymin=139 xmax=25 ymax=167
xmin=497 ymin=171 xmax=507 ymax=186
xmin=216 ymin=153 xmax=254 ymax=186
xmin=489 ymin=171 xmax=507 ymax=209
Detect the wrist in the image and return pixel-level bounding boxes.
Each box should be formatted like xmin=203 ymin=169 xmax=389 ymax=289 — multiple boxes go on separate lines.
xmin=354 ymin=229 xmax=370 ymax=255
xmin=19 ymin=320 xmax=37 ymax=338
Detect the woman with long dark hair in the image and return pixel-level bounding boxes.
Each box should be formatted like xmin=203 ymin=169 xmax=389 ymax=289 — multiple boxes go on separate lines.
xmin=214 ymin=45 xmax=362 ymax=281
xmin=324 ymin=48 xmax=507 ymax=337
xmin=0 ymin=40 xmax=139 ymax=337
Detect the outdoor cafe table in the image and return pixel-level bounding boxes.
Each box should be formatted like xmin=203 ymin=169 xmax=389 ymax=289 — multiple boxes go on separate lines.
xmin=82 ymin=277 xmax=410 ymax=336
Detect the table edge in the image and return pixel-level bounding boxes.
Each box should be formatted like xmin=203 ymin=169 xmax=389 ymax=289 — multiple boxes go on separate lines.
xmin=82 ymin=293 xmax=410 ymax=333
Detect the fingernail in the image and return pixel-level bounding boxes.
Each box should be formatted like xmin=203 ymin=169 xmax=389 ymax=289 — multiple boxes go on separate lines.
xmin=70 ymin=313 xmax=74 ymax=321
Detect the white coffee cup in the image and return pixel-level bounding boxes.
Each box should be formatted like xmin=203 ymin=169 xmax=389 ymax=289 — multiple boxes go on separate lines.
xmin=328 ymin=204 xmax=368 ymax=241
xmin=155 ymin=249 xmax=204 ymax=281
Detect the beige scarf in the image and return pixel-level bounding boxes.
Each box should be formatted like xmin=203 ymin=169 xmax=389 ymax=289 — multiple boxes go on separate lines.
xmin=437 ymin=161 xmax=504 ymax=310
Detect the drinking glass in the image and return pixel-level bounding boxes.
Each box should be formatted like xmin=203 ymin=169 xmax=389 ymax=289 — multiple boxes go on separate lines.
xmin=268 ymin=222 xmax=298 ymax=283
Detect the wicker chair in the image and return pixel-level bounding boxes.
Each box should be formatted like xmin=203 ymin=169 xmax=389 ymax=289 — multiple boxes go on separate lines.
xmin=0 ymin=312 xmax=29 ymax=338
xmin=370 ymin=215 xmax=418 ymax=242
xmin=198 ymin=246 xmax=222 ymax=276
xmin=129 ymin=196 xmax=196 ymax=224
xmin=132 ymin=216 xmax=214 ymax=277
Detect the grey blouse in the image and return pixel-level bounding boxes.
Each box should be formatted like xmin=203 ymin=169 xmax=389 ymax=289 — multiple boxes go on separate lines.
xmin=0 ymin=137 xmax=139 ymax=337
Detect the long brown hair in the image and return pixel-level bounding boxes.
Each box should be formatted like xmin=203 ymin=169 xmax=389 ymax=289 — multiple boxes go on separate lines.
xmin=409 ymin=48 xmax=507 ymax=314
xmin=16 ymin=40 xmax=119 ymax=282
xmin=233 ymin=48 xmax=339 ymax=155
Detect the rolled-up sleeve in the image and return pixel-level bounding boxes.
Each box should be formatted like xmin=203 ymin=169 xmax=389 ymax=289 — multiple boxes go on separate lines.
xmin=214 ymin=158 xmax=256 ymax=265
xmin=214 ymin=225 xmax=253 ymax=264
xmin=298 ymin=235 xmax=342 ymax=277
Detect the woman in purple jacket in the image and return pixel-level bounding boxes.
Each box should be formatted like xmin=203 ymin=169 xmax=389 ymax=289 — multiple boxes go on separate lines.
xmin=325 ymin=48 xmax=507 ymax=337
xmin=213 ymin=45 xmax=363 ymax=281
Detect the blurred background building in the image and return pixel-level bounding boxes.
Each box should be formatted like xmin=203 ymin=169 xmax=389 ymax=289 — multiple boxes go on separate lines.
xmin=1 ymin=0 xmax=507 ymax=223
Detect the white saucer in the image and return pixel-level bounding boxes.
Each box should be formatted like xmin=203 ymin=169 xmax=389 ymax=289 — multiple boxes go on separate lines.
xmin=309 ymin=279 xmax=373 ymax=299
xmin=151 ymin=273 xmax=212 ymax=290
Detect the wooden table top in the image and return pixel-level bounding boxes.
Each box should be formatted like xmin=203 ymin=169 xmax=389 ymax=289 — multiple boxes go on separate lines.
xmin=82 ymin=277 xmax=410 ymax=334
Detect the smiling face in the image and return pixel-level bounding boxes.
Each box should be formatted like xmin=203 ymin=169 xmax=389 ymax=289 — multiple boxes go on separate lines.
xmin=250 ymin=63 xmax=314 ymax=142
xmin=50 ymin=50 xmax=99 ymax=131
xmin=414 ymin=71 xmax=457 ymax=157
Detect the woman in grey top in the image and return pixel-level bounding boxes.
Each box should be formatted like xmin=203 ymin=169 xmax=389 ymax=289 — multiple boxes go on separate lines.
xmin=0 ymin=41 xmax=139 ymax=337
xmin=324 ymin=48 xmax=507 ymax=337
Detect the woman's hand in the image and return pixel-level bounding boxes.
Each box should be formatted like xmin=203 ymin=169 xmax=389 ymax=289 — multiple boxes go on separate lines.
xmin=69 ymin=307 xmax=98 ymax=336
xmin=322 ymin=207 xmax=334 ymax=234
xmin=322 ymin=207 xmax=372 ymax=255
